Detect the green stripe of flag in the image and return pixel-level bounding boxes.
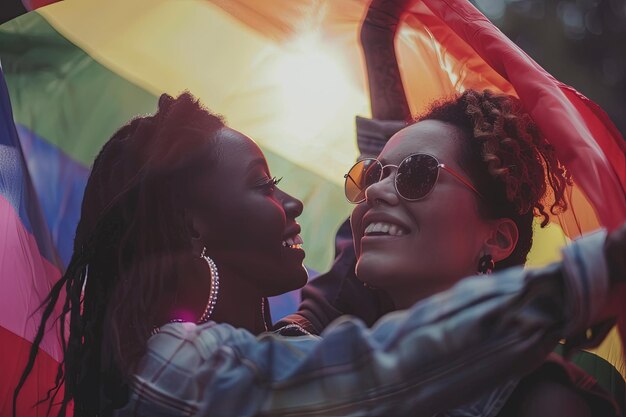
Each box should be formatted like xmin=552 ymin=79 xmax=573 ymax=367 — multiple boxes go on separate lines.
xmin=0 ymin=11 xmax=350 ymax=271
xmin=0 ymin=11 xmax=157 ymax=166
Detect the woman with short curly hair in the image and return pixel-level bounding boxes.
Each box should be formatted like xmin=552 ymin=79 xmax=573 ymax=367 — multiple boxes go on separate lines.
xmin=348 ymin=89 xmax=571 ymax=303
xmin=279 ymin=1 xmax=623 ymax=416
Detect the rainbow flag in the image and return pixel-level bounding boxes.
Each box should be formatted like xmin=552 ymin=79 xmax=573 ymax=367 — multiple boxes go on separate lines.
xmin=0 ymin=68 xmax=66 ymax=414
xmin=1 ymin=0 xmax=624 ymax=414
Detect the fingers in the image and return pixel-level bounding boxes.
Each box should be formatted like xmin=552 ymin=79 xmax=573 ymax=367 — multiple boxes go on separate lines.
xmin=605 ymin=222 xmax=626 ymax=284
xmin=364 ymin=0 xmax=414 ymax=29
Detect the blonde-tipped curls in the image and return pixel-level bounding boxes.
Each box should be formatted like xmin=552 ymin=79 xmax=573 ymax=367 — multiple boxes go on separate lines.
xmin=417 ymin=89 xmax=573 ymax=269
xmin=462 ymin=90 xmax=572 ymax=226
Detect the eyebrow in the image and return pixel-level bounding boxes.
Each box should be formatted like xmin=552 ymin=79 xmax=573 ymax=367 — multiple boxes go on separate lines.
xmin=246 ymin=158 xmax=269 ymax=174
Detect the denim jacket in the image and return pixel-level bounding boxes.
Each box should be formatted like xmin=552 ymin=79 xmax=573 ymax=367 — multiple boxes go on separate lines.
xmin=114 ymin=230 xmax=610 ymax=417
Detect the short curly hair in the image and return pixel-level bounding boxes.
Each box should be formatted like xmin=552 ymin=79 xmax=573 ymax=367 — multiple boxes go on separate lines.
xmin=417 ymin=89 xmax=572 ymax=270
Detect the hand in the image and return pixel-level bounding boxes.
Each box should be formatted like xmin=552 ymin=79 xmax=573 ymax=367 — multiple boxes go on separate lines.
xmin=607 ymin=222 xmax=626 ymax=367
xmin=605 ymin=221 xmax=626 ymax=284
xmin=595 ymin=222 xmax=626 ymax=321
xmin=361 ymin=0 xmax=414 ymax=35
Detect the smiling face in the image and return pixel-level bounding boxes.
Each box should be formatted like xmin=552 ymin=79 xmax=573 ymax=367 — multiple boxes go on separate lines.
xmin=187 ymin=127 xmax=307 ymax=296
xmin=350 ymin=120 xmax=494 ymax=308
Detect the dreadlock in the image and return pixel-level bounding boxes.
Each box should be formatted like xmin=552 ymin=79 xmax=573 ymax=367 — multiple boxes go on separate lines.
xmin=417 ymin=89 xmax=572 ymax=270
xmin=14 ymin=92 xmax=225 ymax=417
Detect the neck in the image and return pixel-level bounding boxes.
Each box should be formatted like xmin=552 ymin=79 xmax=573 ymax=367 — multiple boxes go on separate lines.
xmin=210 ymin=263 xmax=269 ymax=335
xmin=158 ymin=254 xmax=269 ymax=335
xmin=387 ymin=281 xmax=454 ymax=310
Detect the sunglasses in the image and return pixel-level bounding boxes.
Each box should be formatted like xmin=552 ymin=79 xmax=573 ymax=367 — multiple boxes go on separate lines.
xmin=344 ymin=153 xmax=482 ymax=204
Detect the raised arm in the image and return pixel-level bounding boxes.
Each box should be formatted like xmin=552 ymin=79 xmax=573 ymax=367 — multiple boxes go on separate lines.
xmin=361 ymin=0 xmax=412 ymax=121
xmin=273 ymin=1 xmax=420 ymax=334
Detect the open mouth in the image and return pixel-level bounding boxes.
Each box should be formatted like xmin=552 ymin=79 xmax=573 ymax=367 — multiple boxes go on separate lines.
xmin=363 ymin=222 xmax=408 ymax=237
xmin=282 ymin=234 xmax=304 ymax=249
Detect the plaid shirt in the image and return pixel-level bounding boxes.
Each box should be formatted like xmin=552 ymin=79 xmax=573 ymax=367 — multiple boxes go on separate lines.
xmin=114 ymin=230 xmax=609 ymax=417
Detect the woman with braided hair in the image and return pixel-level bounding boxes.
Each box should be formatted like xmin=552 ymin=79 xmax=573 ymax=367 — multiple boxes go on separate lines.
xmin=13 ymin=92 xmax=310 ymax=416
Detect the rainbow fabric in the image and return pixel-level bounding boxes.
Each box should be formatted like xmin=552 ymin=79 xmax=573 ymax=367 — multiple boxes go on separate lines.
xmin=1 ymin=0 xmax=624 ymax=415
xmin=0 ymin=68 xmax=65 ymax=414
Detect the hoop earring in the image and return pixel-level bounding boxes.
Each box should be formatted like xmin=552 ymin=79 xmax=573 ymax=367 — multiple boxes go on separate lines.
xmin=477 ymin=254 xmax=494 ymax=275
xmin=361 ymin=280 xmax=379 ymax=290
xmin=198 ymin=247 xmax=220 ymax=323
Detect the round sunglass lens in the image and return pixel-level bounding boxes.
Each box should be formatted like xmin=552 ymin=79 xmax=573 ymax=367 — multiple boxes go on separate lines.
xmin=396 ymin=154 xmax=439 ymax=200
xmin=344 ymin=159 xmax=381 ymax=203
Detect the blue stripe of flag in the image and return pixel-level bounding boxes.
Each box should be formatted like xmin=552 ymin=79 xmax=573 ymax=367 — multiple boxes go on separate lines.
xmin=0 ymin=66 xmax=59 ymax=266
xmin=16 ymin=124 xmax=89 ymax=266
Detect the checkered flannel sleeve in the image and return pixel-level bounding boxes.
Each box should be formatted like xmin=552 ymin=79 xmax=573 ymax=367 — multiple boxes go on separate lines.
xmin=115 ymin=230 xmax=609 ymax=417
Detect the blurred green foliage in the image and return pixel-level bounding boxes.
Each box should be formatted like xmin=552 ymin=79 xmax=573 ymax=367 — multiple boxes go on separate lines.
xmin=471 ymin=0 xmax=626 ymax=137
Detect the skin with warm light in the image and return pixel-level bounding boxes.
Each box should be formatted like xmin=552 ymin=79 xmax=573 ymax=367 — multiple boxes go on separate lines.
xmin=347 ymin=91 xmax=617 ymax=417
xmin=159 ymin=126 xmax=310 ymax=333
xmin=189 ymin=127 xmax=308 ymax=297
xmin=351 ymin=120 xmax=518 ymax=309
xmin=164 ymin=127 xmax=309 ymax=333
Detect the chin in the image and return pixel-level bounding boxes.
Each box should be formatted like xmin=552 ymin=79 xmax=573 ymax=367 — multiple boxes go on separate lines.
xmin=288 ymin=265 xmax=309 ymax=291
xmin=356 ymin=250 xmax=432 ymax=294
xmin=264 ymin=265 xmax=308 ymax=297
xmin=355 ymin=255 xmax=395 ymax=289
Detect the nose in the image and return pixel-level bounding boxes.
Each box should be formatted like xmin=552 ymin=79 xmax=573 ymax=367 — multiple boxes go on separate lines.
xmin=364 ymin=167 xmax=400 ymax=206
xmin=279 ymin=188 xmax=304 ymax=219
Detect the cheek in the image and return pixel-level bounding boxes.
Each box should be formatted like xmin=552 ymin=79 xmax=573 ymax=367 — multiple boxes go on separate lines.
xmin=350 ymin=203 xmax=367 ymax=256
xmin=402 ymin=198 xmax=482 ymax=264
xmin=207 ymin=196 xmax=286 ymax=251
xmin=417 ymin=204 xmax=484 ymax=271
xmin=239 ymin=199 xmax=286 ymax=244
xmin=257 ymin=204 xmax=285 ymax=242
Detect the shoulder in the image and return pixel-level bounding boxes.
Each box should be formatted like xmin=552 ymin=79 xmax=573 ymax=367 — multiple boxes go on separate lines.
xmin=498 ymin=353 xmax=620 ymax=417
xmin=136 ymin=321 xmax=246 ymax=377
xmin=117 ymin=322 xmax=258 ymax=416
xmin=513 ymin=379 xmax=592 ymax=417
xmin=143 ymin=321 xmax=256 ymax=364
xmin=148 ymin=320 xmax=241 ymax=344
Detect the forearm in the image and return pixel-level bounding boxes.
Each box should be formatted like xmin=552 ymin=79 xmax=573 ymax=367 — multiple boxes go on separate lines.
xmin=256 ymin=267 xmax=560 ymax=416
xmin=361 ymin=0 xmax=412 ymax=121
xmin=123 ymin=232 xmax=610 ymax=417
xmin=255 ymin=232 xmax=609 ymax=416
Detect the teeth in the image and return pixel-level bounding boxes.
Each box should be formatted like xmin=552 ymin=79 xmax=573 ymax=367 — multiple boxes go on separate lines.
xmin=282 ymin=234 xmax=304 ymax=249
xmin=364 ymin=222 xmax=406 ymax=236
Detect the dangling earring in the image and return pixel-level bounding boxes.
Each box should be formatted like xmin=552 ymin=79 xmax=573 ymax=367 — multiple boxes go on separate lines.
xmin=198 ymin=247 xmax=220 ymax=323
xmin=150 ymin=248 xmax=220 ymax=335
xmin=477 ymin=254 xmax=494 ymax=275
xmin=362 ymin=280 xmax=379 ymax=290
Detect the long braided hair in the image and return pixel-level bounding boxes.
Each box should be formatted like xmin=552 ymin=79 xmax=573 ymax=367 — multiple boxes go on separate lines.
xmin=418 ymin=89 xmax=572 ymax=270
xmin=13 ymin=92 xmax=225 ymax=417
